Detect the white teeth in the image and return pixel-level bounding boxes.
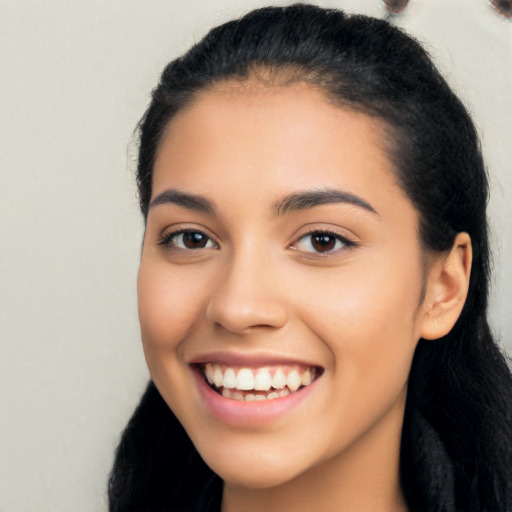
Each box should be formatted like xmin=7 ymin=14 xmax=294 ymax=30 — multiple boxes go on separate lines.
xmin=205 ymin=364 xmax=215 ymax=384
xmin=254 ymin=370 xmax=272 ymax=391
xmin=213 ymin=366 xmax=224 ymax=388
xmin=271 ymin=368 xmax=287 ymax=389
xmin=245 ymin=393 xmax=266 ymax=402
xmin=223 ymin=368 xmax=236 ymax=389
xmin=222 ymin=388 xmax=245 ymax=401
xmin=236 ymin=368 xmax=255 ymax=390
xmin=286 ymin=370 xmax=301 ymax=392
xmin=203 ymin=362 xmax=319 ymax=397
xmin=301 ymin=368 xmax=312 ymax=386
xmin=222 ymin=389 xmax=288 ymax=401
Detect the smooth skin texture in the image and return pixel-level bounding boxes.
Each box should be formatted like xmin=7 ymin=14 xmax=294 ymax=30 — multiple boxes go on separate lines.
xmin=138 ymin=82 xmax=472 ymax=512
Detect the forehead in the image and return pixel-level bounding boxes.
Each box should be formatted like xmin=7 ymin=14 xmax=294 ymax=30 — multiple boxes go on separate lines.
xmin=152 ymin=81 xmax=411 ymax=221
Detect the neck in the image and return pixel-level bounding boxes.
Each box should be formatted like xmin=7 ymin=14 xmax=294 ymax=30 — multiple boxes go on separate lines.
xmin=221 ymin=390 xmax=408 ymax=512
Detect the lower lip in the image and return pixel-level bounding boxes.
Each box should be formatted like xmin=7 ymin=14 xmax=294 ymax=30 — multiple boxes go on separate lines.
xmin=192 ymin=369 xmax=320 ymax=427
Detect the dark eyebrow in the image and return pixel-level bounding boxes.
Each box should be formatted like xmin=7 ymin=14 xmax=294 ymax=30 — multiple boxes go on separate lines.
xmin=149 ymin=189 xmax=215 ymax=213
xmin=272 ymin=188 xmax=380 ymax=217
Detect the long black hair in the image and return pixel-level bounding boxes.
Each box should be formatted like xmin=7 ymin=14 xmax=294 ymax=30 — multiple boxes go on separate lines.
xmin=109 ymin=5 xmax=512 ymax=511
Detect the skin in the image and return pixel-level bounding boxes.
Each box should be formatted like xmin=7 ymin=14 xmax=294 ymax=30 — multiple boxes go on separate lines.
xmin=138 ymin=82 xmax=472 ymax=512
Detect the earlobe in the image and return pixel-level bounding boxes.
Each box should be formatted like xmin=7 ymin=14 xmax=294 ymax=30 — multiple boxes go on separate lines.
xmin=421 ymin=233 xmax=472 ymax=340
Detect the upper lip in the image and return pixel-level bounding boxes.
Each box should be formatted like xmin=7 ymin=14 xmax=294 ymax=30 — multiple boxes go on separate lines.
xmin=188 ymin=350 xmax=323 ymax=369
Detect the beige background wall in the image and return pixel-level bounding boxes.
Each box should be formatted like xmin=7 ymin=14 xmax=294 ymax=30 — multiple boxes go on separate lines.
xmin=1 ymin=0 xmax=510 ymax=510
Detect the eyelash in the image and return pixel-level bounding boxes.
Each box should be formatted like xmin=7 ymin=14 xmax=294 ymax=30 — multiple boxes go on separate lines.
xmin=292 ymin=229 xmax=357 ymax=255
xmin=158 ymin=227 xmax=357 ymax=256
xmin=157 ymin=228 xmax=218 ymax=250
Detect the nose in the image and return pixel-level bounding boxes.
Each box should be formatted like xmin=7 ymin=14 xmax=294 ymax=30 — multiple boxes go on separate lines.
xmin=206 ymin=250 xmax=288 ymax=334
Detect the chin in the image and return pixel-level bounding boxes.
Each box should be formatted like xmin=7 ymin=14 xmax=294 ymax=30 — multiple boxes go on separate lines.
xmin=214 ymin=463 xmax=303 ymax=490
xmin=198 ymin=441 xmax=310 ymax=489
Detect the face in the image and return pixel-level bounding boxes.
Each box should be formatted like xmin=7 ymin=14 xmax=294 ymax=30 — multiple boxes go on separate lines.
xmin=138 ymin=82 xmax=428 ymax=489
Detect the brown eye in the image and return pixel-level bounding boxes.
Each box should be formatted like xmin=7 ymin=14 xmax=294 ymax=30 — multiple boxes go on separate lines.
xmin=295 ymin=231 xmax=352 ymax=254
xmin=311 ymin=233 xmax=336 ymax=252
xmin=159 ymin=230 xmax=216 ymax=250
xmin=182 ymin=231 xmax=211 ymax=249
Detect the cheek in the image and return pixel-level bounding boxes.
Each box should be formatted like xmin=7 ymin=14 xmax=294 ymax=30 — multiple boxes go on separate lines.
xmin=137 ymin=259 xmax=207 ymax=365
xmin=303 ymin=249 xmax=421 ymax=330
xmin=299 ymin=249 xmax=423 ymax=395
xmin=292 ymin=264 xmax=421 ymax=454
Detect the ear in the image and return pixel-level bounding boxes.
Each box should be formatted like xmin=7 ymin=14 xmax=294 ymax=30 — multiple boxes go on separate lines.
xmin=421 ymin=232 xmax=472 ymax=340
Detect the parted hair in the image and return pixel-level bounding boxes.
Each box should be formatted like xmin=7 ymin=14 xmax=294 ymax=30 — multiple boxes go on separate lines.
xmin=109 ymin=5 xmax=512 ymax=511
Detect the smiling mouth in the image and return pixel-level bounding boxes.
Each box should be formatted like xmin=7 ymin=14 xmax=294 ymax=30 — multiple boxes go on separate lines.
xmin=197 ymin=363 xmax=323 ymax=402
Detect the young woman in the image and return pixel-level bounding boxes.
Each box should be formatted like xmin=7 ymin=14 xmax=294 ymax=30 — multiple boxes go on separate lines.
xmin=109 ymin=4 xmax=512 ymax=511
